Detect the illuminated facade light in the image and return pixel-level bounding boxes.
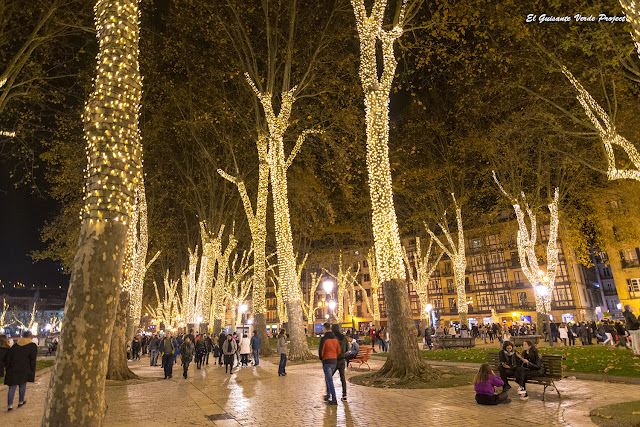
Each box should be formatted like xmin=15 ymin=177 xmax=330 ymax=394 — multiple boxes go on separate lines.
xmin=426 ymin=193 xmax=468 ymax=323
xmin=493 ymin=172 xmax=560 ymax=313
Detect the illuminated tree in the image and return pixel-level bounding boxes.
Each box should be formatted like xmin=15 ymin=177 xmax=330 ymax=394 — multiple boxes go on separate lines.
xmin=148 ymin=270 xmax=181 ymax=328
xmin=620 ymin=0 xmax=640 ymax=57
xmin=403 ymin=236 xmax=443 ymax=331
xmin=359 ymin=248 xmax=382 ymax=327
xmin=425 ymin=194 xmax=468 ymax=325
xmin=302 ymin=272 xmax=323 ymax=336
xmin=0 ymin=299 xmax=13 ymax=332
xmin=218 ymin=137 xmax=270 ymax=352
xmin=43 ymin=0 xmax=144 ymax=422
xmin=12 ymin=302 xmax=37 ymax=332
xmin=325 ymin=252 xmax=360 ymax=323
xmin=493 ymin=172 xmax=560 ymax=315
xmin=223 ymin=249 xmax=253 ymax=328
xmin=560 ymin=65 xmax=640 ymax=182
xmin=211 ymin=227 xmax=237 ymax=331
xmin=350 ymin=0 xmax=431 ymax=378
xmin=181 ymin=246 xmax=199 ymax=324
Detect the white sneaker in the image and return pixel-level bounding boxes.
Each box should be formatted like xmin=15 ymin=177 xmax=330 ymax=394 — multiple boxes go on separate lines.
xmin=517 ymin=388 xmax=526 ymax=395
xmin=520 ymin=393 xmax=528 ymax=400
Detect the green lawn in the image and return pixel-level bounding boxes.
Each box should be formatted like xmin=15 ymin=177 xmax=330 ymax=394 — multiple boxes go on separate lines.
xmin=378 ymin=346 xmax=640 ymax=378
xmin=591 ymin=400 xmax=640 ymax=426
xmin=36 ymin=360 xmax=54 ymax=371
xmin=267 ymin=336 xmax=322 ymax=349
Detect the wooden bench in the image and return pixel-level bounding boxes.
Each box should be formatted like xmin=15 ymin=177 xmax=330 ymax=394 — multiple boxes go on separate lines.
xmin=349 ymin=346 xmax=373 ymax=371
xmin=487 ymin=352 xmax=563 ymax=401
xmin=435 ymin=337 xmax=475 ymax=349
xmin=509 ymin=335 xmax=541 ymax=346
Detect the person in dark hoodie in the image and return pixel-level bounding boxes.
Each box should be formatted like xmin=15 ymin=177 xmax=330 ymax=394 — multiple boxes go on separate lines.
xmin=180 ymin=336 xmax=195 ymax=379
xmin=318 ymin=322 xmax=340 ymax=405
xmin=218 ymin=330 xmax=227 ymax=365
xmin=0 ymin=335 xmax=10 ymax=379
xmin=498 ymin=341 xmax=517 ymax=390
xmin=4 ymin=331 xmax=37 ymax=411
xmin=331 ymin=324 xmax=349 ymax=401
xmin=514 ymin=340 xmax=544 ymax=400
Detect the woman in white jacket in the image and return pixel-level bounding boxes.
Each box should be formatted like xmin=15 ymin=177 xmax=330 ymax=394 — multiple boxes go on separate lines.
xmin=558 ymin=323 xmax=568 ymax=346
xmin=239 ymin=334 xmax=251 ymax=366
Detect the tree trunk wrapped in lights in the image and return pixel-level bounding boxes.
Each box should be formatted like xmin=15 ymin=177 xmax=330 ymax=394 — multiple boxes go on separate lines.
xmin=148 ymin=270 xmax=181 ymax=328
xmin=561 ymin=65 xmax=640 ymax=182
xmin=217 ymin=136 xmax=271 ymax=353
xmin=493 ymin=172 xmax=560 ymax=315
xmin=211 ymin=228 xmax=237 ymax=332
xmin=43 ymin=0 xmax=143 ymax=424
xmin=245 ymin=74 xmax=318 ymax=360
xmin=12 ymin=302 xmax=37 ymax=331
xmin=303 ymin=273 xmax=323 ymax=336
xmin=403 ymin=236 xmax=443 ymax=331
xmin=358 ymin=248 xmax=382 ymax=327
xmin=425 ymin=194 xmax=468 ymax=325
xmin=350 ymin=0 xmax=431 ymax=379
xmin=326 ymin=252 xmax=360 ymax=323
xmin=620 ymin=0 xmax=640 ymax=57
xmin=196 ymin=221 xmax=225 ymax=327
xmin=181 ymin=246 xmax=199 ymax=324
xmin=223 ymin=249 xmax=254 ymax=327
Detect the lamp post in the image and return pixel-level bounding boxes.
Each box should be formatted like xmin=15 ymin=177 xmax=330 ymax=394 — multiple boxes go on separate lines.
xmin=535 ymin=284 xmax=553 ymax=347
xmin=425 ymin=303 xmax=433 ymax=328
xmin=240 ymin=303 xmax=248 ymax=335
xmin=328 ymin=300 xmax=337 ymax=323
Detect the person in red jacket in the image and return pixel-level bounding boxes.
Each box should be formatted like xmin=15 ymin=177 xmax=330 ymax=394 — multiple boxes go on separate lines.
xmin=318 ymin=322 xmax=340 ymax=405
xmin=369 ymin=328 xmax=377 ymax=353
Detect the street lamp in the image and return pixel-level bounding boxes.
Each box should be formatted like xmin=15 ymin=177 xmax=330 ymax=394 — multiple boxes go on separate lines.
xmin=240 ymin=303 xmax=248 ymax=335
xmin=535 ymin=284 xmax=553 ymax=347
xmin=328 ymin=300 xmax=337 ymax=322
xmin=323 ymin=279 xmax=334 ymax=294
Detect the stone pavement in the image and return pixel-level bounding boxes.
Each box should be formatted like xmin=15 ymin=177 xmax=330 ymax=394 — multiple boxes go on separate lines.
xmin=2 ymin=354 xmax=640 ymax=426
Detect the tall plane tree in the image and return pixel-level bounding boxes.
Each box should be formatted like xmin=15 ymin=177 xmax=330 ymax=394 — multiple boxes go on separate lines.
xmin=42 ymin=0 xmax=143 ymax=424
xmin=350 ymin=0 xmax=432 ymax=378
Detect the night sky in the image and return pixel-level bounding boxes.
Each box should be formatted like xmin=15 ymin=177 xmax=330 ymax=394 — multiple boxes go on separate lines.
xmin=0 ymin=167 xmax=68 ymax=292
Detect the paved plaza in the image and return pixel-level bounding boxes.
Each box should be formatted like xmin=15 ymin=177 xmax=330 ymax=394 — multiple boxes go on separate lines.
xmin=2 ymin=355 xmax=640 ymax=426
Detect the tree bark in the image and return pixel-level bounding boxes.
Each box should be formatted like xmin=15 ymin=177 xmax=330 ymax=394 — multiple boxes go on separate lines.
xmin=254 ymin=312 xmax=273 ymax=356
xmin=212 ymin=319 xmax=222 ymax=335
xmin=284 ymin=300 xmax=313 ymax=360
xmin=376 ymin=279 xmax=437 ymax=380
xmin=107 ymin=291 xmax=137 ymax=380
xmin=42 ymin=220 xmax=128 ymax=425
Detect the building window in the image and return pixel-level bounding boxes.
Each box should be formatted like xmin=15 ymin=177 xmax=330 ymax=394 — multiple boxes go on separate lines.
xmin=553 ymin=283 xmax=574 ymax=307
xmin=621 ymin=249 xmax=640 ymax=269
xmin=540 ymin=224 xmax=550 ymax=242
xmin=555 ymin=260 xmax=570 ymax=282
xmin=448 ymin=298 xmax=457 ymax=311
xmin=446 ymin=279 xmax=455 ymax=293
xmin=628 ymin=278 xmax=640 ymax=297
xmin=601 ymin=267 xmax=612 ymax=278
xmin=517 ymin=292 xmax=528 ymax=307
xmin=428 ymin=278 xmax=441 ymax=293
xmin=490 ymin=250 xmax=505 ymax=265
xmin=490 ymin=269 xmax=508 ymax=284
xmin=363 ymin=273 xmax=371 ymax=282
xmin=443 ymin=261 xmax=452 ymax=275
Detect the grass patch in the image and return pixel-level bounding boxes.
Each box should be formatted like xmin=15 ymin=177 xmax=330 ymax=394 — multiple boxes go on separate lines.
xmin=267 ymin=336 xmax=321 ymax=349
xmin=349 ymin=366 xmax=474 ymax=389
xmin=590 ymin=400 xmax=640 ymax=426
xmin=375 ymin=346 xmax=640 ymax=377
xmin=36 ymin=360 xmax=54 ymax=371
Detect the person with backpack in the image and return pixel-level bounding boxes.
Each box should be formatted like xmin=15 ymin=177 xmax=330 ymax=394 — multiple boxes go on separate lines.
xmin=331 ymin=324 xmax=349 ymax=401
xmin=159 ymin=332 xmax=177 ymax=379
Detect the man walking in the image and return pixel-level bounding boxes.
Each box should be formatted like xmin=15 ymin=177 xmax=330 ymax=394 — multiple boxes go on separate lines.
xmin=624 ymin=305 xmax=640 ymax=356
xmin=204 ymin=333 xmax=213 ymax=365
xmin=222 ymin=334 xmax=237 ymax=374
xmin=318 ymin=323 xmax=339 ymax=405
xmin=180 ymin=336 xmax=195 ymax=379
xmin=159 ymin=333 xmax=176 ymax=379
xmin=250 ymin=330 xmax=262 ymax=366
xmin=4 ymin=331 xmax=37 ymax=411
xmin=149 ymin=334 xmax=160 ymax=366
xmin=218 ymin=330 xmax=227 ymax=365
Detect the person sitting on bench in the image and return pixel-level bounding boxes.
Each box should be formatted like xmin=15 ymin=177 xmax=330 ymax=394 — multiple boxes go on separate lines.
xmin=498 ymin=341 xmax=517 ymax=391
xmin=344 ymin=335 xmax=359 ymax=366
xmin=514 ymin=340 xmax=545 ymax=400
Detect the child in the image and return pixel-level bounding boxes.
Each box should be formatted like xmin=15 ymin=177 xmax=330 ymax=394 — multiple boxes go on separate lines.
xmin=474 ymin=363 xmax=510 ymax=405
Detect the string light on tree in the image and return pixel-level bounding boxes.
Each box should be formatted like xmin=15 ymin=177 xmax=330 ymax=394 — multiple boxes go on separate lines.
xmin=426 ymin=194 xmax=468 ymax=324
xmin=620 ymin=0 xmax=640 ymax=57
xmin=403 ymin=237 xmax=443 ymax=326
xmin=561 ymin=65 xmax=640 ymax=182
xmin=493 ymin=172 xmax=560 ymax=314
xmin=325 ymin=251 xmax=360 ymax=322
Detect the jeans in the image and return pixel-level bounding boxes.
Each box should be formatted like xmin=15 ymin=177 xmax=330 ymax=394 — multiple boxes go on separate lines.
xmin=224 ymin=355 xmax=234 ymax=373
xmin=323 ymin=362 xmax=337 ymax=401
xmin=278 ymin=353 xmax=287 ymax=374
xmin=568 ymin=335 xmax=575 ymax=346
xmin=162 ymin=354 xmax=173 ymax=378
xmin=332 ymin=360 xmax=347 ymax=397
xmin=150 ymin=350 xmax=158 ymax=366
xmin=7 ymin=383 xmax=26 ymax=407
xmin=253 ymin=349 xmax=259 ymax=366
xmin=183 ymin=359 xmax=190 ymax=378
xmin=498 ymin=366 xmax=516 ymax=387
xmin=515 ymin=367 xmax=543 ymax=389
xmin=196 ymin=354 xmax=202 ymax=369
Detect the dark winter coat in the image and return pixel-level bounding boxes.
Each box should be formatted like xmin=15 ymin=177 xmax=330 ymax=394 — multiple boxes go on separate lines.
xmin=4 ymin=338 xmax=37 ymax=386
xmin=132 ymin=338 xmax=141 ymax=352
xmin=0 ymin=346 xmax=8 ymax=378
xmin=195 ymin=339 xmax=206 ymax=356
xmin=180 ymin=340 xmax=195 ymax=362
xmin=149 ymin=336 xmax=160 ymax=352
xmin=624 ymin=310 xmax=640 ymax=331
xmin=520 ymin=349 xmax=545 ymax=375
xmin=499 ymin=350 xmax=517 ymax=369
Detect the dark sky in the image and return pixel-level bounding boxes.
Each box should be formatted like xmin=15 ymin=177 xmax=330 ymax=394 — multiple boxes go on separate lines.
xmin=0 ymin=168 xmax=68 ymax=291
